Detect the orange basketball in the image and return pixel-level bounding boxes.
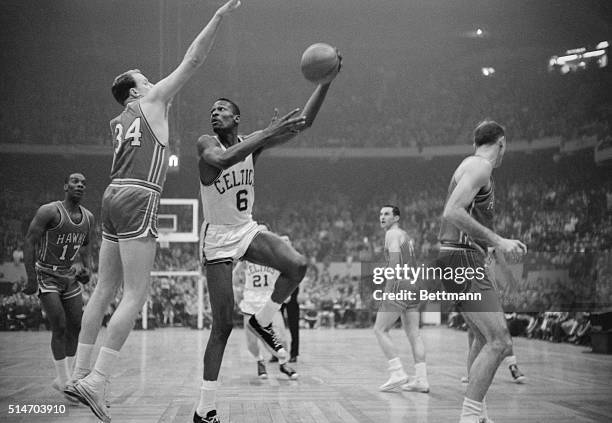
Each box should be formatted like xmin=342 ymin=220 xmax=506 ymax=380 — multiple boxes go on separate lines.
xmin=300 ymin=43 xmax=340 ymax=84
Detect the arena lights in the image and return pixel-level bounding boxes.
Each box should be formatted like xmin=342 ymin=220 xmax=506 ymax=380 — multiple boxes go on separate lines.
xmin=481 ymin=67 xmax=495 ymax=76
xmin=549 ymin=41 xmax=609 ymax=73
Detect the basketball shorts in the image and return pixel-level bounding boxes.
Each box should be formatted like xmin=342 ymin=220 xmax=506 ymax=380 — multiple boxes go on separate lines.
xmin=378 ymin=277 xmax=420 ymax=312
xmin=201 ymin=220 xmax=266 ymax=265
xmin=35 ymin=262 xmax=81 ymax=300
xmin=101 ymin=179 xmax=161 ymax=243
xmin=434 ymin=246 xmax=502 ymax=313
xmin=239 ymin=290 xmax=273 ymax=315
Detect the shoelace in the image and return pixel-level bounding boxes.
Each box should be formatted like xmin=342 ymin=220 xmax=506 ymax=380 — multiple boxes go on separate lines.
xmin=263 ymin=325 xmax=283 ymax=348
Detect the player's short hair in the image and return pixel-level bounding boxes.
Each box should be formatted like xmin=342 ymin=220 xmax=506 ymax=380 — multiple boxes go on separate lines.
xmin=474 ymin=120 xmax=505 ymax=147
xmin=381 ymin=204 xmax=400 ymax=217
xmin=111 ymin=69 xmax=141 ymax=105
xmin=215 ymin=98 xmax=241 ymax=116
xmin=65 ymin=173 xmax=85 ymax=184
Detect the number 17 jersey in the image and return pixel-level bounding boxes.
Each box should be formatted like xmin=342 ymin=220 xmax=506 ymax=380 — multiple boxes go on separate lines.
xmin=199 ymin=136 xmax=255 ymax=225
xmin=109 ymin=101 xmax=168 ymax=190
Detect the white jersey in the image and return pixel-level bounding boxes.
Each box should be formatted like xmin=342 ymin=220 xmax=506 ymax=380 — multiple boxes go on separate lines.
xmin=240 ymin=262 xmax=280 ymax=314
xmin=200 ymin=136 xmax=255 ymax=225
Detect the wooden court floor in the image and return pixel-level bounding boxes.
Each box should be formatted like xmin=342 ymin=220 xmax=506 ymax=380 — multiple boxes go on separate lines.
xmin=1 ymin=327 xmax=611 ymax=423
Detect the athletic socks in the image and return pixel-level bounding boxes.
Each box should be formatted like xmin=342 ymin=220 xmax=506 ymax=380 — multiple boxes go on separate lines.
xmin=89 ymin=347 xmax=119 ymax=385
xmin=196 ymin=380 xmax=218 ymax=417
xmin=65 ymin=355 xmax=75 ymax=374
xmin=53 ymin=358 xmax=69 ymax=385
xmin=415 ymin=362 xmax=428 ymax=381
xmin=460 ymin=397 xmax=483 ymax=422
xmin=255 ymin=299 xmax=282 ymax=327
xmin=73 ymin=343 xmax=94 ymax=376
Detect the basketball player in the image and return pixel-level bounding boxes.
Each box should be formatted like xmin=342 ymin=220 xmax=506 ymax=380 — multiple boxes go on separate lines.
xmin=195 ymin=63 xmax=339 ymax=422
xmin=233 ymin=236 xmax=297 ymax=380
xmin=22 ymin=173 xmax=94 ymax=401
xmin=437 ymin=120 xmax=527 ymax=423
xmin=63 ymin=2 xmax=241 ymax=422
xmin=374 ymin=205 xmax=429 ymax=393
xmin=462 ymin=248 xmax=526 ymax=385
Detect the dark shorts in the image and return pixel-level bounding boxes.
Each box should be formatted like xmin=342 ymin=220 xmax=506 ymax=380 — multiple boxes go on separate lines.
xmin=434 ymin=246 xmax=502 ymax=313
xmin=36 ymin=263 xmax=81 ymax=300
xmin=101 ymin=179 xmax=160 ymax=243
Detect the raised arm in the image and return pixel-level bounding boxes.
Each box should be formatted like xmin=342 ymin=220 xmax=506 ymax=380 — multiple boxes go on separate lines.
xmin=23 ymin=205 xmax=56 ymax=294
xmin=198 ymin=109 xmax=305 ymax=171
xmin=145 ymin=0 xmax=241 ymax=105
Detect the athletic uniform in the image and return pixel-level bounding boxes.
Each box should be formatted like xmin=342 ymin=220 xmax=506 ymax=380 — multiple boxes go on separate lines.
xmin=102 ymin=100 xmax=167 ymax=242
xmin=380 ymin=227 xmax=419 ymax=311
xmin=239 ymin=263 xmax=280 ymax=315
xmin=36 ymin=201 xmax=91 ymax=299
xmin=199 ymin=136 xmax=265 ymax=264
xmin=437 ymin=163 xmax=501 ymax=311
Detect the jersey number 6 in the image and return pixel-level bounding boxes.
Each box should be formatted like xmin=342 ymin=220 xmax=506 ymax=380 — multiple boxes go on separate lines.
xmin=236 ymin=189 xmax=248 ymax=211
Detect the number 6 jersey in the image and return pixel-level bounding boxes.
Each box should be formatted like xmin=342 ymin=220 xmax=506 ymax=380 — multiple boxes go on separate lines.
xmin=109 ymin=101 xmax=168 ymax=190
xmin=199 ymin=136 xmax=255 ymax=225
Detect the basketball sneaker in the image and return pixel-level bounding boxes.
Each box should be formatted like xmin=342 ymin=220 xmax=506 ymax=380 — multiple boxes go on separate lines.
xmin=279 ymin=363 xmax=299 ymax=380
xmin=51 ymin=378 xmax=79 ymax=404
xmin=509 ymin=364 xmax=526 ymax=383
xmin=73 ymin=374 xmax=111 ymax=423
xmin=247 ymin=315 xmax=287 ymax=359
xmin=257 ymin=360 xmax=268 ymax=379
xmin=63 ymin=368 xmax=90 ymax=402
xmin=193 ymin=409 xmax=220 ymax=423
xmin=378 ymin=371 xmax=409 ymax=392
xmin=401 ymin=378 xmax=430 ymax=393
xmin=460 ymin=376 xmax=469 ymax=384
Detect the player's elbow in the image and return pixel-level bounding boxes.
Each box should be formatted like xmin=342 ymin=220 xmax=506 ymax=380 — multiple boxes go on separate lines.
xmin=184 ymin=55 xmax=204 ymax=69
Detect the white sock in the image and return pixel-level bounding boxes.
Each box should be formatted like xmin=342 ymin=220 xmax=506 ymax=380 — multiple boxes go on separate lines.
xmin=482 ymin=397 xmax=488 ymax=418
xmin=415 ymin=362 xmax=427 ymax=381
xmin=93 ymin=347 xmax=119 ymax=379
xmin=460 ymin=397 xmax=482 ymax=421
xmin=505 ymin=355 xmax=517 ymax=366
xmin=53 ymin=358 xmax=69 ymax=385
xmin=65 ymin=355 xmax=75 ymax=374
xmin=388 ymin=357 xmax=402 ymax=371
xmin=196 ymin=380 xmax=218 ymax=417
xmin=254 ymin=299 xmax=282 ymax=327
xmin=74 ymin=343 xmax=94 ymax=374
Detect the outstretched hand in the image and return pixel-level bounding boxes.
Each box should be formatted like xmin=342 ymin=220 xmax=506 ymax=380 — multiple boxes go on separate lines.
xmin=216 ymin=0 xmax=241 ymax=17
xmin=266 ymin=108 xmax=307 ymax=137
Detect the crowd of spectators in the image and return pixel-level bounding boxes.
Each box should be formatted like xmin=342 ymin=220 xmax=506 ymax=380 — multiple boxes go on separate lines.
xmin=2 ymin=61 xmax=610 ymax=149
xmin=2 ymin=154 xmax=610 ymax=343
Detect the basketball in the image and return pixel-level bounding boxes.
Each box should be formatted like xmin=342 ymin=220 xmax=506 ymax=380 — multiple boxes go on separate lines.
xmin=300 ymin=43 xmax=340 ymax=84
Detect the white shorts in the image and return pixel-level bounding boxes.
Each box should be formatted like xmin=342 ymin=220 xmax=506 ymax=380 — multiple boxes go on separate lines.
xmin=239 ymin=290 xmax=272 ymax=315
xmin=201 ymin=220 xmax=266 ymax=265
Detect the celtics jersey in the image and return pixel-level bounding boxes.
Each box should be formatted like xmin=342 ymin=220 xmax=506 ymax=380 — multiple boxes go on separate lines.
xmin=199 ymin=136 xmax=255 ymax=225
xmin=38 ymin=201 xmax=91 ymax=268
xmin=109 ymin=100 xmax=168 ymax=190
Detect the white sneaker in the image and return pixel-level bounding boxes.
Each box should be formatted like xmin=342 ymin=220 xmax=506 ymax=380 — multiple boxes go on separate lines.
xmin=51 ymin=378 xmax=80 ymax=404
xmin=378 ymin=371 xmax=409 ymax=392
xmin=401 ymin=378 xmax=430 ymax=393
xmin=74 ymin=374 xmax=111 ymax=423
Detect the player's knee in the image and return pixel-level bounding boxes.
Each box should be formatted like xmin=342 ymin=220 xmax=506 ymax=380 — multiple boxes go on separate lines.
xmin=212 ymin=319 xmax=233 ymax=340
xmin=373 ymin=325 xmax=388 ymax=336
xmin=489 ymin=336 xmax=513 ymax=357
xmin=52 ymin=323 xmax=67 ymax=338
